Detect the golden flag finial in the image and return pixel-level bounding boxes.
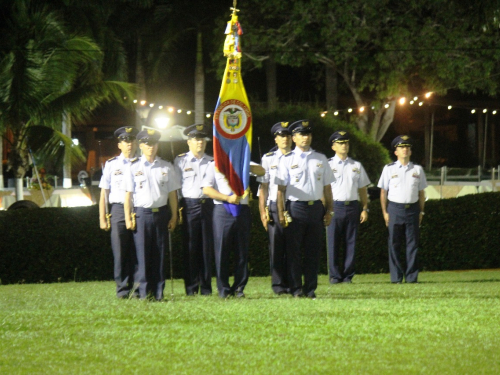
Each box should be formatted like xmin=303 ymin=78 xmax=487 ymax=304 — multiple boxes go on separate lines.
xmin=230 ymin=0 xmax=239 ymax=15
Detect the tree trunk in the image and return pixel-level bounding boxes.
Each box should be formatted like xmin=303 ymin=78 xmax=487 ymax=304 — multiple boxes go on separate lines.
xmin=135 ymin=35 xmax=147 ymax=129
xmin=325 ymin=65 xmax=338 ymax=110
xmin=194 ymin=32 xmax=205 ymax=125
xmin=62 ymin=113 xmax=72 ymax=188
xmin=0 ymin=138 xmax=3 ymax=190
xmin=265 ymin=56 xmax=277 ymax=111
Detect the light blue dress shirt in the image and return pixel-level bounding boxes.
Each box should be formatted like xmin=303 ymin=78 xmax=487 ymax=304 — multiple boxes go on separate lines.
xmin=328 ymin=155 xmax=371 ymax=201
xmin=99 ymin=153 xmax=133 ymax=204
xmin=125 ymin=156 xmax=181 ymax=208
xmin=174 ymin=152 xmax=213 ymax=199
xmin=275 ymin=148 xmax=334 ymax=201
xmin=377 ymin=161 xmax=428 ymax=204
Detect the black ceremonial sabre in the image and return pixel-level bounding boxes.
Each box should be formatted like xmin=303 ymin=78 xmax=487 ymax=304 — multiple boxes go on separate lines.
xmin=98 ymin=141 xmax=111 ymax=231
xmin=169 ymin=135 xmax=175 ymax=299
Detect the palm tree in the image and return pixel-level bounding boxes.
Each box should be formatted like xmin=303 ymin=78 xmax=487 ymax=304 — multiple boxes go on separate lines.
xmin=0 ymin=1 xmax=135 ymax=200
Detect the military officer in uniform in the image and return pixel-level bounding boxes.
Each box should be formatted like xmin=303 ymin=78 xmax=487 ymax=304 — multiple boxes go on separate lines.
xmin=99 ymin=126 xmax=138 ymax=298
xmin=174 ymin=124 xmax=214 ymax=296
xmin=377 ymin=135 xmax=427 ymax=283
xmin=258 ymin=121 xmax=293 ymax=295
xmin=327 ymin=131 xmax=371 ymax=284
xmin=124 ymin=129 xmax=180 ymax=301
xmin=276 ymin=120 xmax=334 ymax=299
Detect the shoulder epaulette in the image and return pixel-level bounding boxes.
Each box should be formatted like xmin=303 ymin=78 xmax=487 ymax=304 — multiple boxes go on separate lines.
xmin=264 ymin=151 xmax=275 ymax=157
xmin=284 ymin=151 xmax=293 ymax=157
xmin=177 ymin=153 xmax=187 ymax=158
xmin=130 ymin=157 xmax=139 ymax=164
xmin=387 ymin=162 xmax=396 ymax=166
xmin=107 ymin=156 xmax=117 ymax=162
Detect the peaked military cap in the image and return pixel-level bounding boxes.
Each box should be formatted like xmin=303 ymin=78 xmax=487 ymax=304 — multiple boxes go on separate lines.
xmin=137 ymin=129 xmax=161 ymax=144
xmin=289 ymin=119 xmax=312 ymax=134
xmin=329 ymin=130 xmax=350 ymax=144
xmin=391 ymin=135 xmax=413 ymax=148
xmin=114 ymin=126 xmax=138 ymax=141
xmin=271 ymin=121 xmax=291 ymax=136
xmin=184 ymin=123 xmax=208 ymax=138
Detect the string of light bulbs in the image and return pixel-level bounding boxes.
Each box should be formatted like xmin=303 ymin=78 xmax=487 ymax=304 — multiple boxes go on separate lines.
xmin=132 ymin=99 xmax=213 ymax=118
xmin=319 ymin=92 xmax=499 ymax=117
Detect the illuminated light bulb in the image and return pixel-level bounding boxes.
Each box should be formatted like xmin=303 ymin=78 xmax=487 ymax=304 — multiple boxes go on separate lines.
xmin=384 ymin=103 xmax=389 ymax=109
xmin=206 ymin=113 xmax=211 ymax=118
xmin=483 ymin=109 xmax=488 ymax=113
xmin=371 ymin=106 xmax=375 ymax=110
xmin=425 ymin=92 xmax=432 ymax=98
xmin=410 ymin=100 xmax=414 ymax=105
xmin=154 ymin=116 xmax=170 ymax=129
xmin=399 ymin=97 xmax=406 ymax=105
xmin=168 ymin=107 xmax=174 ymax=113
xmin=413 ymin=96 xmax=418 ymax=101
xmin=187 ymin=111 xmax=192 ymax=115
xmin=493 ymin=110 xmax=497 ymax=115
xmin=334 ymin=111 xmax=339 ymax=116
xmin=471 ymin=109 xmax=476 ymax=114
xmin=140 ymin=100 xmax=146 ymax=106
xmin=348 ymin=108 xmax=353 ymax=113
xmin=418 ymin=102 xmax=423 ymax=106
xmin=359 ymin=106 xmax=365 ymax=112
xmin=320 ymin=112 xmax=326 ymax=117
xmin=133 ymin=99 xmax=138 ymax=104
xmin=177 ymin=109 xmax=182 ymax=113
xmin=448 ymin=105 xmax=452 ymax=110
xmin=149 ymin=103 xmax=154 ymax=108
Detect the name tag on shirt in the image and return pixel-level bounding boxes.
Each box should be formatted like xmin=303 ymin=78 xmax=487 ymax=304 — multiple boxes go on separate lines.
xmin=291 ymin=165 xmax=298 ymax=169
xmin=184 ymin=167 xmax=194 ymax=172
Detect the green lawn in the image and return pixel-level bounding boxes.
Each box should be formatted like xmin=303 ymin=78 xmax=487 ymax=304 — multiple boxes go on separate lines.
xmin=1 ymin=271 xmax=500 ymax=374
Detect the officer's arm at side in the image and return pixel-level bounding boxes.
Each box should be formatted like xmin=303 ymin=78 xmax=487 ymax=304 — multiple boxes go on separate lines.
xmin=124 ymin=191 xmax=133 ymax=229
xmin=99 ymin=189 xmax=110 ymax=230
xmin=276 ymin=185 xmax=286 ymax=226
xmin=380 ymin=189 xmax=389 ymax=227
xmin=168 ymin=190 xmax=178 ymax=231
xmin=258 ymin=183 xmax=269 ymax=230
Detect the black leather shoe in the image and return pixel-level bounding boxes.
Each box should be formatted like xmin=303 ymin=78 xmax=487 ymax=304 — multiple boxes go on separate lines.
xmin=391 ymin=281 xmax=402 ymax=284
xmin=307 ymin=293 xmax=317 ymax=300
xmin=343 ymin=280 xmax=352 ymax=284
xmin=293 ymin=291 xmax=304 ymax=298
xmin=330 ymin=278 xmax=341 ymax=284
xmin=236 ymin=292 xmax=245 ymax=298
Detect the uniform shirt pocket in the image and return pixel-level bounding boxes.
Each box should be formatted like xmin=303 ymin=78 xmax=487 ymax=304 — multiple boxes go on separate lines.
xmin=290 ymin=171 xmax=304 ymax=184
xmin=111 ymin=175 xmax=125 ymax=190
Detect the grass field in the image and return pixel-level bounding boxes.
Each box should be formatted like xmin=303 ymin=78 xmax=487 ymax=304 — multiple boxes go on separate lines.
xmin=1 ymin=270 xmax=500 ymax=374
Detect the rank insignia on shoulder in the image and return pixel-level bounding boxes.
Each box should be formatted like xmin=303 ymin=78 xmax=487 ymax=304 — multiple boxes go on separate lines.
xmin=317 ymin=163 xmax=323 ymax=168
xmin=135 ymin=171 xmax=144 ymax=176
xmin=291 ymin=164 xmax=298 ymax=169
xmin=177 ymin=153 xmax=186 ymax=157
xmin=184 ymin=167 xmax=194 ymax=172
xmin=162 ymin=172 xmax=168 ymax=176
xmin=284 ymin=151 xmax=293 ymax=156
xmin=107 ymin=156 xmax=117 ymax=162
xmin=332 ymin=168 xmax=337 ymax=173
xmin=264 ymin=152 xmax=274 ymax=157
xmin=114 ymin=170 xmax=123 ymax=175
xmin=130 ymin=157 xmax=139 ymax=163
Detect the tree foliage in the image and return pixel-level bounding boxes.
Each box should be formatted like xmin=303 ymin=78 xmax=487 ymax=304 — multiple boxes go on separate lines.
xmin=0 ymin=0 xmax=136 ymax=194
xmin=237 ymin=0 xmax=500 ymax=140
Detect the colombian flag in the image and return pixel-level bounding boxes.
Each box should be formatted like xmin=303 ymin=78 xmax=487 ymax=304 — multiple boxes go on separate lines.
xmin=213 ymin=10 xmax=252 ymax=216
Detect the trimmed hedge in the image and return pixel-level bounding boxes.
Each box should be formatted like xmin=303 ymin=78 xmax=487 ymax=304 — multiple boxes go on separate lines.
xmin=1 ymin=193 xmax=500 ymax=284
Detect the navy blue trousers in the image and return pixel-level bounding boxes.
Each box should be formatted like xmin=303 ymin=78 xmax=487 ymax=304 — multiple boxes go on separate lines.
xmin=327 ymin=201 xmax=359 ymax=282
xmin=133 ymin=205 xmax=170 ymax=300
xmin=267 ymin=202 xmax=288 ymax=294
xmin=213 ymin=204 xmax=251 ymax=298
xmin=181 ymin=198 xmax=214 ymax=295
xmin=387 ymin=201 xmax=420 ymax=283
xmin=285 ymin=200 xmax=324 ymax=296
xmin=110 ymin=204 xmax=137 ymax=297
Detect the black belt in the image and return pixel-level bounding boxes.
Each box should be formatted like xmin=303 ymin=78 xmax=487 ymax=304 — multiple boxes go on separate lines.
xmin=183 ymin=198 xmax=208 ymax=204
xmin=293 ymin=200 xmax=321 ymax=206
xmin=135 ymin=205 xmax=167 ymax=213
xmin=389 ymin=201 xmax=418 ymax=209
xmin=111 ymin=203 xmax=123 ymax=206
xmin=334 ymin=200 xmax=358 ymax=206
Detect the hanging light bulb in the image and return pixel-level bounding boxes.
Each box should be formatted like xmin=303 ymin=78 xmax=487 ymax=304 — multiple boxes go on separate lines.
xmin=425 ymin=92 xmax=432 ymax=98
xmin=410 ymin=100 xmax=414 ymax=105
xmin=133 ymin=99 xmax=138 ymax=104
xmin=483 ymin=109 xmax=488 ymax=113
xmin=471 ymin=109 xmax=476 ymax=114
xmin=399 ymin=97 xmax=406 ymax=105
xmin=206 ymin=113 xmax=211 ymax=118
xmin=493 ymin=110 xmax=497 ymax=115
xmin=140 ymin=100 xmax=146 ymax=106
xmin=348 ymin=108 xmax=353 ymax=113
xmin=448 ymin=105 xmax=452 ymax=110
xmin=187 ymin=110 xmax=192 ymax=115
xmin=418 ymin=102 xmax=423 ymax=106
xmin=359 ymin=106 xmax=365 ymax=112
xmin=384 ymin=103 xmax=390 ymax=109
xmin=177 ymin=109 xmax=182 ymax=113
xmin=334 ymin=111 xmax=339 ymax=116
xmin=413 ymin=96 xmax=418 ymax=101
